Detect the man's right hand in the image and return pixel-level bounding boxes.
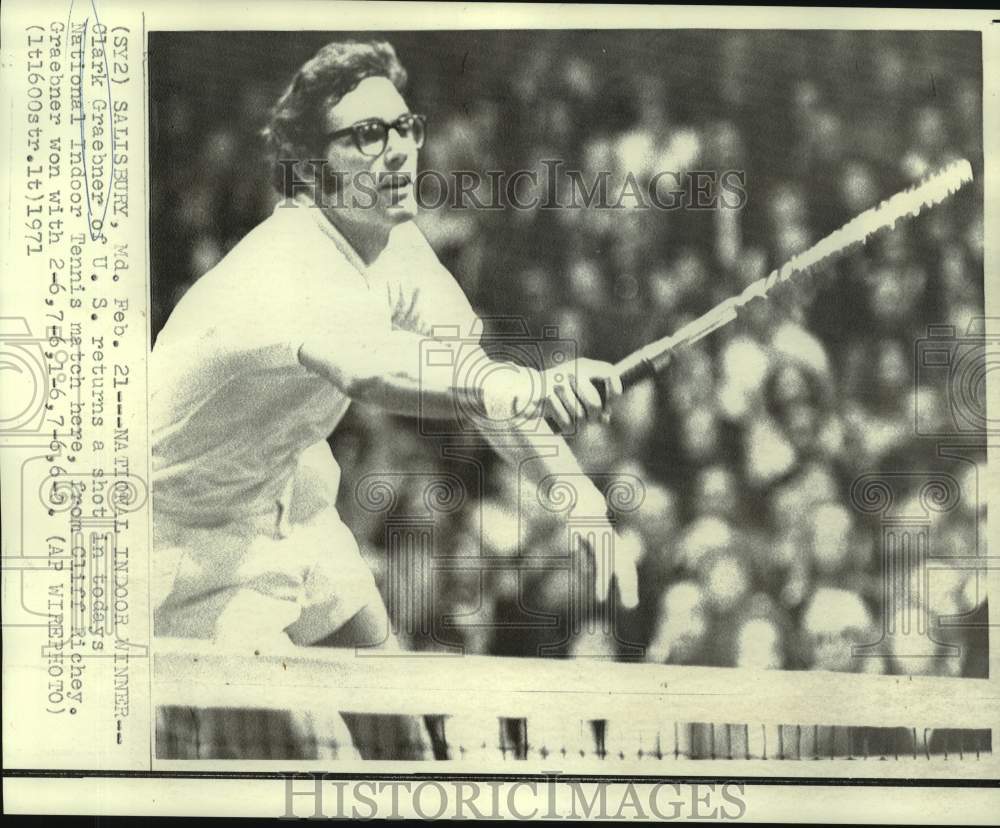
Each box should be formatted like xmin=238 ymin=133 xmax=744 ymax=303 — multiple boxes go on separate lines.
xmin=480 ymin=359 xmax=624 ymax=431
xmin=539 ymin=358 xmax=624 ymax=431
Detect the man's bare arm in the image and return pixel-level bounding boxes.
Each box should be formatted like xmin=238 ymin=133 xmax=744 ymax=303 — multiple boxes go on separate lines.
xmin=300 ymin=332 xmax=636 ymax=605
xmin=298 ymin=331 xmax=623 ymax=434
xmin=299 ymin=329 xmax=478 ymax=420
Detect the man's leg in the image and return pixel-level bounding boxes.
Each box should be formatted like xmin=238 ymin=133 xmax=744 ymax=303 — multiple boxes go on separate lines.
xmin=312 ymin=601 xmax=394 ymax=649
xmin=285 ymin=454 xmax=439 ymax=760
xmin=311 ymin=602 xmax=440 ymax=760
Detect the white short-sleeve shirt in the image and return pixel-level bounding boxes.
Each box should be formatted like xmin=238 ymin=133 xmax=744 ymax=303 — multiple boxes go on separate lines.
xmin=151 ymin=200 xmax=478 ymax=644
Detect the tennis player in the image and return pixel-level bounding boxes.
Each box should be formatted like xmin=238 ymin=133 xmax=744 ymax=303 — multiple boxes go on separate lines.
xmin=151 ymin=39 xmax=634 ymax=759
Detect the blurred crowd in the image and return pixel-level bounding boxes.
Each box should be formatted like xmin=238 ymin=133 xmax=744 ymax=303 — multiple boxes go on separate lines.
xmin=151 ymin=31 xmax=987 ymax=678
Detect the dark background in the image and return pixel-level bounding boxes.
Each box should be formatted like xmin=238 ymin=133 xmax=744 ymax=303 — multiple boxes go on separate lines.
xmin=149 ymin=30 xmax=987 ymax=677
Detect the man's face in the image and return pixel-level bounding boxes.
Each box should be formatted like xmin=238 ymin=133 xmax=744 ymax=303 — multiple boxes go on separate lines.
xmin=319 ymin=75 xmax=419 ymax=227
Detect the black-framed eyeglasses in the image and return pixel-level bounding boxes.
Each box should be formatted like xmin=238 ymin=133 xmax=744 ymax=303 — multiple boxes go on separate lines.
xmin=324 ymin=113 xmax=427 ymax=157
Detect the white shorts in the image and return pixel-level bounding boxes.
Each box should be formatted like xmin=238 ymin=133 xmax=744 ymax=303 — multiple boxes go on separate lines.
xmin=153 ymin=441 xmax=381 ymax=648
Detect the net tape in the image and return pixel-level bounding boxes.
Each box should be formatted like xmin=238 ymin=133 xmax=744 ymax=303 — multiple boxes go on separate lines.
xmin=154 ymin=638 xmax=996 ymax=762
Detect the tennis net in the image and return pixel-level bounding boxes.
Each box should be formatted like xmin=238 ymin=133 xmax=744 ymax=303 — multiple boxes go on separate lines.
xmin=154 ymin=637 xmax=996 ymax=765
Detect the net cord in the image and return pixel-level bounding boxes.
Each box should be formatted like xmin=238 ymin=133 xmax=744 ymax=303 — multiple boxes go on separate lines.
xmin=154 ymin=638 xmax=998 ymax=732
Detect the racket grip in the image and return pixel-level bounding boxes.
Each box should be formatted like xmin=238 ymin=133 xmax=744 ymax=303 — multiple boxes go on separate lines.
xmin=618 ymin=357 xmax=658 ymax=391
xmin=592 ymin=356 xmax=659 ymax=404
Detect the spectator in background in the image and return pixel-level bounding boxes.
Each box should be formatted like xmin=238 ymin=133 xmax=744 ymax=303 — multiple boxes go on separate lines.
xmin=647 ymin=581 xmax=710 ymax=665
xmin=731 ymin=593 xmax=792 ymax=670
xmin=843 ymin=338 xmax=915 ymax=471
xmin=152 ymin=30 xmax=987 ymax=682
xmin=799 ymin=587 xmax=882 ymax=674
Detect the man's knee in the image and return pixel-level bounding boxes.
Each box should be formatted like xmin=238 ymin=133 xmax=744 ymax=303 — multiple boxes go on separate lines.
xmin=313 ymin=601 xmax=397 ymax=649
xmin=355 ymin=600 xmax=397 ymax=650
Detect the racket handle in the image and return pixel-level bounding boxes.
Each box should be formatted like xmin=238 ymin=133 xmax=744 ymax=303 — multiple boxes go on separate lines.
xmin=546 ymin=357 xmax=663 ymax=431
xmin=592 ymin=355 xmax=660 ymax=404
xmin=618 ymin=356 xmax=659 ymax=392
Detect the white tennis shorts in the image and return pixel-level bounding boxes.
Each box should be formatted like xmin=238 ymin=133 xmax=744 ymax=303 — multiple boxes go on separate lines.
xmin=153 ymin=441 xmax=381 ymax=649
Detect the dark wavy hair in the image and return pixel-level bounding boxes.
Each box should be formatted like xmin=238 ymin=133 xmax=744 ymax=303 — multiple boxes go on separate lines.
xmin=262 ymin=40 xmax=408 ymax=197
